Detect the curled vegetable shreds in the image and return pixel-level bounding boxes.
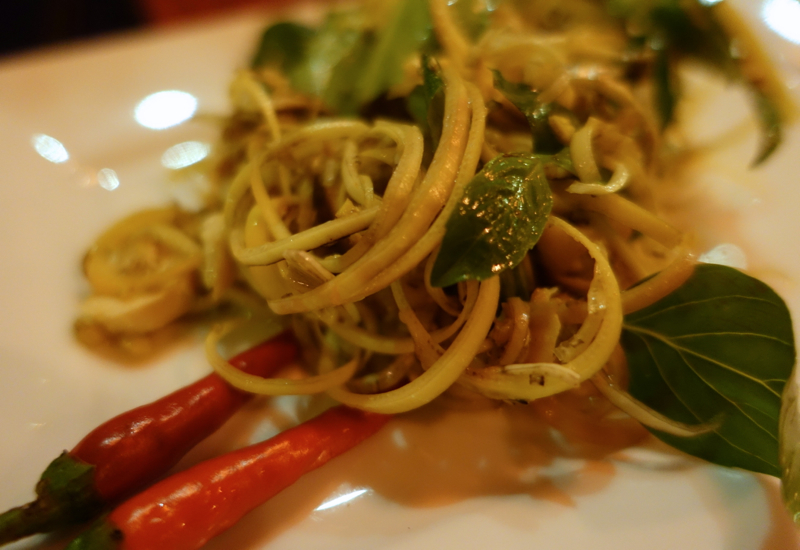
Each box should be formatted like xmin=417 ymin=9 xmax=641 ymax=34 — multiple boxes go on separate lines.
xmin=66 ymin=0 xmax=797 ymax=505
xmin=325 ymin=276 xmax=500 ymax=414
xmin=84 ymin=208 xmax=201 ymax=296
xmin=266 ymin=63 xmax=472 ymax=315
xmin=457 ymin=217 xmax=622 ymax=402
xmin=78 ymin=279 xmax=195 ymax=334
xmin=207 ymin=321 xmax=359 ymax=395
xmin=620 ymin=248 xmax=696 ymax=315
xmin=200 ymin=213 xmax=235 ymax=301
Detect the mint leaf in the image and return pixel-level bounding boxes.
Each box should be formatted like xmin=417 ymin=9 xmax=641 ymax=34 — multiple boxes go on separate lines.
xmin=621 ymin=263 xmax=796 ymax=477
xmin=430 ymin=154 xmax=553 ymax=287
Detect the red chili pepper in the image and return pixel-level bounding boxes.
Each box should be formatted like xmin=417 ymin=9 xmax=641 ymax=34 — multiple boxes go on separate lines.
xmin=65 ymin=406 xmax=390 ymax=550
xmin=0 ymin=332 xmax=297 ymax=545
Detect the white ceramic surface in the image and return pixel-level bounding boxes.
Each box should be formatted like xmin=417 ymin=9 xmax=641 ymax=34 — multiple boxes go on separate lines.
xmin=0 ymin=3 xmax=799 ymax=549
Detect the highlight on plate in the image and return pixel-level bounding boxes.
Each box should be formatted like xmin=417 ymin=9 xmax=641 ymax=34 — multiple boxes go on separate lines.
xmin=3 ymin=0 xmax=799 ymax=548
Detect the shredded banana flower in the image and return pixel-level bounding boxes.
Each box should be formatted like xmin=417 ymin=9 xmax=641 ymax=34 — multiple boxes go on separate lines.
xmin=76 ymin=0 xmax=753 ymax=425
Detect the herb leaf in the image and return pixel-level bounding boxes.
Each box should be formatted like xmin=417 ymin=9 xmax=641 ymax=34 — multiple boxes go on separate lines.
xmin=448 ymin=0 xmax=494 ymax=42
xmin=406 ymin=57 xmax=445 ymax=153
xmin=339 ymin=0 xmax=434 ymax=112
xmin=252 ymin=0 xmax=434 ymax=115
xmin=753 ymin=88 xmax=783 ymax=165
xmin=292 ymin=10 xmax=368 ymax=108
xmin=652 ymin=46 xmax=678 ymax=131
xmin=430 ymin=154 xmax=553 ymax=287
xmin=251 ymin=22 xmax=314 ymax=71
xmin=621 ymin=263 xmax=796 ymax=477
xmin=607 ymin=0 xmax=785 ymax=163
xmin=493 ymin=71 xmax=566 ymax=154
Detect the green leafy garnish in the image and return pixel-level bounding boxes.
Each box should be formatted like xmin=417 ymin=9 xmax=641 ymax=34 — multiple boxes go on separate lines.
xmin=285 ymin=10 xmax=369 ymax=111
xmin=448 ymin=0 xmax=495 ymax=42
xmin=493 ymin=71 xmax=567 ymax=154
xmin=339 ymin=0 xmax=434 ymax=111
xmin=406 ymin=57 xmax=445 ymax=153
xmin=251 ymin=0 xmax=434 ymax=115
xmin=753 ymin=88 xmax=783 ymax=165
xmin=621 ymin=263 xmax=796 ymax=477
xmin=652 ymin=46 xmax=678 ymax=131
xmin=544 ymin=147 xmax=577 ymax=176
xmin=430 ymin=154 xmax=553 ymax=287
xmin=252 ymin=9 xmax=366 ymax=104
xmin=606 ymin=0 xmax=785 ymax=164
xmin=250 ymin=22 xmax=315 ymax=72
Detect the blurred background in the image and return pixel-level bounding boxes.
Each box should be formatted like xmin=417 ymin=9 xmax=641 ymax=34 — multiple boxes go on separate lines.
xmin=0 ymin=0 xmax=299 ymax=57
xmin=3 ymin=0 xmax=800 ymax=60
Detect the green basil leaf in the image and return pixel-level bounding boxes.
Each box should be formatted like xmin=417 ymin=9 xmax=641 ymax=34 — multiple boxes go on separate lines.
xmin=621 ymin=263 xmax=796 ymax=477
xmin=253 ymin=0 xmax=433 ymax=115
xmin=752 ymin=89 xmax=783 ymax=166
xmin=653 ymin=46 xmax=678 ymax=130
xmin=343 ymin=0 xmax=434 ymax=111
xmin=288 ymin=9 xmax=367 ymax=101
xmin=544 ymin=147 xmax=576 ymax=177
xmin=607 ymin=0 xmax=784 ymax=163
xmin=276 ymin=0 xmax=433 ymax=115
xmin=493 ymin=71 xmax=565 ymax=154
xmin=321 ymin=32 xmax=374 ymax=115
xmin=650 ymin=1 xmax=736 ymax=75
xmin=430 ymin=154 xmax=553 ymax=287
xmin=407 ymin=57 xmax=445 ymax=153
xmin=448 ymin=0 xmax=495 ymax=42
xmin=251 ymin=22 xmax=314 ymax=71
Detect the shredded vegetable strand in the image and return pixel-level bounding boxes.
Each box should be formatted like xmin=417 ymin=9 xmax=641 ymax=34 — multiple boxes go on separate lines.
xmin=622 ymin=249 xmax=696 ymax=314
xmin=267 ymin=64 xmax=473 ymax=314
xmin=592 ymin=364 xmax=718 ymax=437
xmin=71 ymin=0 xmax=792 ymax=467
xmin=332 ymin=80 xmax=487 ymax=304
xmin=208 ymin=322 xmax=358 ymax=395
xmin=458 ymin=217 xmax=623 ymax=401
xmin=391 ymin=280 xmax=445 ymax=369
xmin=232 ymin=205 xmax=380 ymax=266
xmin=575 ymin=194 xmax=683 ymax=249
xmin=326 ymin=276 xmax=500 ymax=414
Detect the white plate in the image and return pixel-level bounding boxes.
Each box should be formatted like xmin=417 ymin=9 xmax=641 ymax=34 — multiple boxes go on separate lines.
xmin=1 ymin=2 xmax=799 ymax=549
